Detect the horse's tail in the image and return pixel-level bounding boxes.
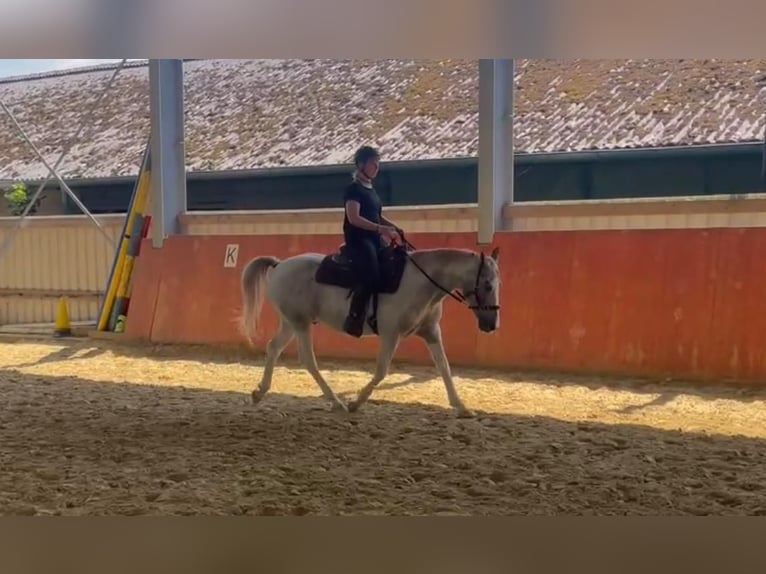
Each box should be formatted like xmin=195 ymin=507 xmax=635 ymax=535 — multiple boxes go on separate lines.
xmin=239 ymin=255 xmax=281 ymax=342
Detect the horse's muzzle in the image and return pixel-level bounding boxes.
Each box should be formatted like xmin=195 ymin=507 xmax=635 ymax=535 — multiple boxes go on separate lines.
xmin=478 ymin=318 xmax=497 ymax=333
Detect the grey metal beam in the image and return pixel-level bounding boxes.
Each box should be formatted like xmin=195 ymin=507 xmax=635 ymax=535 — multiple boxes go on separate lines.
xmin=149 ymin=59 xmax=187 ymax=248
xmin=477 ymin=59 xmax=514 ymax=245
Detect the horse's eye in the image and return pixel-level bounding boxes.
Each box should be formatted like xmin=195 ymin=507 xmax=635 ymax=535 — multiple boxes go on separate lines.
xmin=483 ymin=281 xmax=492 ymax=292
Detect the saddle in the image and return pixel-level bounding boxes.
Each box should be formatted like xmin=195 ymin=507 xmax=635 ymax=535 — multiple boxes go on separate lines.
xmin=314 ymin=242 xmax=411 ymax=333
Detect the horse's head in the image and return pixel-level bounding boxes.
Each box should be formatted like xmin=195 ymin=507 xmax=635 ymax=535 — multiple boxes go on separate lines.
xmin=463 ymin=247 xmax=501 ymax=333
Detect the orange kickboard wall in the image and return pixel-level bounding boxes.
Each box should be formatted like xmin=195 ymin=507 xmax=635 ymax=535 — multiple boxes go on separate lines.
xmin=125 ymin=228 xmax=766 ymax=382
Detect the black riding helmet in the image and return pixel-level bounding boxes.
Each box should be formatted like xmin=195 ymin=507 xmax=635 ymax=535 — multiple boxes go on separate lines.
xmin=353 ymin=145 xmax=380 ymax=168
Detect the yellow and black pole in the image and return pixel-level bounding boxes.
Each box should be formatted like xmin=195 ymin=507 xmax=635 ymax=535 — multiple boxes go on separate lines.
xmin=96 ymin=141 xmax=151 ymax=332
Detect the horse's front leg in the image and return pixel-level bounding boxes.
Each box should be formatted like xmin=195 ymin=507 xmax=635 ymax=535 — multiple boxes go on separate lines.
xmin=348 ymin=332 xmax=400 ymax=413
xmin=418 ymin=323 xmax=474 ymax=418
xmin=295 ymin=326 xmax=347 ymax=412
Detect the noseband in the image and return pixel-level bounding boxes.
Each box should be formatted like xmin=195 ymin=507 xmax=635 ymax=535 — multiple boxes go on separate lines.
xmin=401 ymin=240 xmax=500 ymax=312
xmin=461 ymin=252 xmax=501 ymax=311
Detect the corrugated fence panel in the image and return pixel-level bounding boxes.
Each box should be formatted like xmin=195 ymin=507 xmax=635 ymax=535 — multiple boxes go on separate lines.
xmin=0 ymin=215 xmax=125 ymax=325
xmin=107 ymin=193 xmax=766 ymax=236
xmin=180 ymin=205 xmax=480 ymax=236
xmin=506 ymin=195 xmax=766 ymax=232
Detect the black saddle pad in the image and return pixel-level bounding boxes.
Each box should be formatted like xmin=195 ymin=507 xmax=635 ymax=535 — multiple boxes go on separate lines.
xmin=315 ymin=243 xmax=410 ymax=294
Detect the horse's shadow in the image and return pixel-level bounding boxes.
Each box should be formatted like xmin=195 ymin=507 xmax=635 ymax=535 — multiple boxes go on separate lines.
xmin=337 ymin=371 xmax=432 ymax=399
xmin=3 ymin=344 xmax=106 ymax=369
xmin=615 ymin=392 xmax=680 ymax=415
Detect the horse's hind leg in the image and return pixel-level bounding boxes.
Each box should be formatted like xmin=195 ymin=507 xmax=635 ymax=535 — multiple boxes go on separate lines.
xmin=252 ymin=318 xmax=294 ymax=405
xmin=294 ymin=326 xmax=347 ymax=412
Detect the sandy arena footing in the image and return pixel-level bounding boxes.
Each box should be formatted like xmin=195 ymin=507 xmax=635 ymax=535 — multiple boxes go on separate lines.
xmin=1 ymin=338 xmax=766 ymax=515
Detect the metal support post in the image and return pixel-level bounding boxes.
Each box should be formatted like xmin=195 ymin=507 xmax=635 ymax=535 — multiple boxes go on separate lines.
xmin=477 ymin=59 xmax=515 ymax=245
xmin=149 ymin=59 xmax=187 ymax=248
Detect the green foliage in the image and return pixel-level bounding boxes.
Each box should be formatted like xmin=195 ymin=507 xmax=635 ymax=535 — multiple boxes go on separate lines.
xmin=3 ymin=182 xmax=42 ymax=216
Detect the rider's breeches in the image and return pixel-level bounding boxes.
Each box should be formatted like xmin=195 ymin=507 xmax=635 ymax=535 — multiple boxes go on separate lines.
xmin=347 ymin=237 xmax=381 ymax=292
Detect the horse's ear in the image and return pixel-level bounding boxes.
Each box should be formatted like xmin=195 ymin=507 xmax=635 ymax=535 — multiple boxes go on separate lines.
xmin=490 ymin=246 xmax=500 ymax=263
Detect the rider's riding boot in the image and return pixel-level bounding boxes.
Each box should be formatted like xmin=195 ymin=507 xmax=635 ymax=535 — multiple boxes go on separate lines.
xmin=343 ymin=288 xmax=370 ymax=338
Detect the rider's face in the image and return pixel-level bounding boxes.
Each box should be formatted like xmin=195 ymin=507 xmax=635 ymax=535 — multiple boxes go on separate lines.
xmin=362 ymin=158 xmax=379 ymax=179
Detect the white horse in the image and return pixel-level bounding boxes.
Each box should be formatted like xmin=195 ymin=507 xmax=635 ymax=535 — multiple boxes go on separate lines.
xmin=238 ymin=243 xmax=501 ymax=418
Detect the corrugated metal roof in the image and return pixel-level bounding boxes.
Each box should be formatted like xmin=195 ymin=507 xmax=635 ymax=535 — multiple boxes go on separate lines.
xmin=1 ymin=59 xmax=765 ymax=181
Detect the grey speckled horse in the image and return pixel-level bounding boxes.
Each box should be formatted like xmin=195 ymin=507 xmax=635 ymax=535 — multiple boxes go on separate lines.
xmin=238 ymin=244 xmax=501 ymax=418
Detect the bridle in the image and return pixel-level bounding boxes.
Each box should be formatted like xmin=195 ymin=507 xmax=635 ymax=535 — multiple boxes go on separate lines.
xmin=399 ymin=236 xmax=500 ymax=312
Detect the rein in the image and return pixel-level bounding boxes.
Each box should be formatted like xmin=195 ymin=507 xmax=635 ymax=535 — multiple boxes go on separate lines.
xmin=398 ymin=235 xmax=500 ymax=312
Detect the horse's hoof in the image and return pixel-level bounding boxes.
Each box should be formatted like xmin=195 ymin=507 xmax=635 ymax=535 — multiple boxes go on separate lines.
xmin=347 ymin=400 xmax=360 ymax=413
xmin=456 ymin=408 xmax=475 ymax=419
xmin=251 ymin=391 xmax=264 ymax=405
xmin=331 ymin=401 xmax=349 ymax=414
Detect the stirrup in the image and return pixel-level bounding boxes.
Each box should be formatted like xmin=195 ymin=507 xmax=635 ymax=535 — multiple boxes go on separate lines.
xmin=344 ymin=312 xmax=365 ymax=337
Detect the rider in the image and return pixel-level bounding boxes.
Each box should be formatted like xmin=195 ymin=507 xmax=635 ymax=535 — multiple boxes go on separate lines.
xmin=342 ymin=145 xmax=402 ymax=337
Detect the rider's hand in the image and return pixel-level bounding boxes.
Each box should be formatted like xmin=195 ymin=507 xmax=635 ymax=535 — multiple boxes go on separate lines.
xmin=379 ymin=225 xmax=399 ymax=245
